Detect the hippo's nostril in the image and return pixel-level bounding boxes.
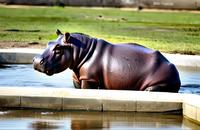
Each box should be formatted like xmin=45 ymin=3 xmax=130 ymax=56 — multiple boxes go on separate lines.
xmin=33 ymin=57 xmax=36 ymax=62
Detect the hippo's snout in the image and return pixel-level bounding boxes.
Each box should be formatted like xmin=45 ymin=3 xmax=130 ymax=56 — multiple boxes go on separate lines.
xmin=33 ymin=56 xmax=54 ymax=76
xmin=33 ymin=56 xmax=44 ymax=72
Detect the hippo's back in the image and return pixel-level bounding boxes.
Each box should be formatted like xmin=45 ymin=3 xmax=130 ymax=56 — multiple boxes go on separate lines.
xmin=101 ymin=43 xmax=180 ymax=91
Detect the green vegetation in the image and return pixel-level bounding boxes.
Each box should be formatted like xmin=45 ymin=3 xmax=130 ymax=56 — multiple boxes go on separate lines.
xmin=0 ymin=5 xmax=200 ymax=54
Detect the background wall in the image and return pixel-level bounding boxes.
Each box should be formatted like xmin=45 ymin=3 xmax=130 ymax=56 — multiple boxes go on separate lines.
xmin=0 ymin=0 xmax=200 ymax=10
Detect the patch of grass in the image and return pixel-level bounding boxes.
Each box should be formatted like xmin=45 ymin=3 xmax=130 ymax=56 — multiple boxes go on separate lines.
xmin=0 ymin=6 xmax=200 ymax=54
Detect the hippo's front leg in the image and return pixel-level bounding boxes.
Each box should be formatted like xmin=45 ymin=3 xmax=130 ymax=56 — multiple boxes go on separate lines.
xmin=73 ymin=80 xmax=81 ymax=89
xmin=72 ymin=73 xmax=99 ymax=89
xmin=72 ymin=73 xmax=81 ymax=89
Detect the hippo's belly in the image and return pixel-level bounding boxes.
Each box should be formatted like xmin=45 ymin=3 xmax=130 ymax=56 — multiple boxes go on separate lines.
xmin=102 ymin=43 xmax=162 ymax=90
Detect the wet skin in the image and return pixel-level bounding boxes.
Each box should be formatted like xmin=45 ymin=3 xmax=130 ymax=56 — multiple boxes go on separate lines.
xmin=33 ymin=30 xmax=181 ymax=92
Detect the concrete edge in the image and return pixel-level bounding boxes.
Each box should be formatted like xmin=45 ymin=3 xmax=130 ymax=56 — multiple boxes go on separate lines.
xmin=0 ymin=48 xmax=42 ymax=64
xmin=0 ymin=87 xmax=199 ymax=124
xmin=0 ymin=48 xmax=200 ymax=68
xmin=0 ymin=87 xmax=183 ymax=112
xmin=163 ymin=53 xmax=200 ymax=68
xmin=182 ymin=94 xmax=200 ymax=124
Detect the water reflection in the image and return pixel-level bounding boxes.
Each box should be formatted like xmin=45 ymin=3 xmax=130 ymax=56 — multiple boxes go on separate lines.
xmin=0 ymin=110 xmax=199 ymax=130
xmin=30 ymin=121 xmax=60 ymax=130
xmin=71 ymin=120 xmax=105 ymax=130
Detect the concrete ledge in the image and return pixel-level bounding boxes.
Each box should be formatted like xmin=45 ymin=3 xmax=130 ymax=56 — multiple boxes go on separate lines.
xmin=0 ymin=95 xmax=20 ymax=108
xmin=21 ymin=96 xmax=63 ymax=110
xmin=63 ymin=97 xmax=102 ymax=111
xmin=1 ymin=48 xmax=200 ymax=68
xmin=183 ymin=94 xmax=200 ymax=124
xmin=0 ymin=48 xmax=42 ymax=64
xmin=102 ymin=99 xmax=136 ymax=112
xmin=0 ymin=87 xmax=183 ymax=112
xmin=0 ymin=87 xmax=199 ymax=124
xmin=136 ymin=101 xmax=182 ymax=112
xmin=163 ymin=53 xmax=200 ymax=68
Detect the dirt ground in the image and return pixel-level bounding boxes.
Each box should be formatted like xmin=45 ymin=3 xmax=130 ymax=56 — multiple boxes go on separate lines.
xmin=0 ymin=42 xmax=45 ymax=49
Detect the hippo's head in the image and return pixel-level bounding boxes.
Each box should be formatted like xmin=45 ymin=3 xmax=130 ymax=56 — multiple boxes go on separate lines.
xmin=33 ymin=29 xmax=72 ymax=76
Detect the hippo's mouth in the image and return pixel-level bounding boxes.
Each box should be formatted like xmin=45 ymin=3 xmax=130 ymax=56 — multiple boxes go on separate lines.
xmin=45 ymin=70 xmax=54 ymax=76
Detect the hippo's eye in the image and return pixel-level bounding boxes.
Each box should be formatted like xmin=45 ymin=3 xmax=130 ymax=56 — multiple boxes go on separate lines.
xmin=53 ymin=48 xmax=62 ymax=60
xmin=40 ymin=59 xmax=44 ymax=65
xmin=54 ymin=49 xmax=61 ymax=54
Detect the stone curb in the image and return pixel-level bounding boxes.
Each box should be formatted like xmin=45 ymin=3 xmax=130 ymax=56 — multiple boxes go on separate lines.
xmin=0 ymin=87 xmax=199 ymax=124
xmin=163 ymin=53 xmax=200 ymax=68
xmin=0 ymin=48 xmax=42 ymax=64
xmin=0 ymin=48 xmax=200 ymax=68
xmin=0 ymin=87 xmax=183 ymax=112
xmin=182 ymin=94 xmax=200 ymax=124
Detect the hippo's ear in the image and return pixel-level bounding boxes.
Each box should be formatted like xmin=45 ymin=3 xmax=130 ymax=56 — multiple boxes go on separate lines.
xmin=56 ymin=29 xmax=63 ymax=36
xmin=64 ymin=32 xmax=70 ymax=43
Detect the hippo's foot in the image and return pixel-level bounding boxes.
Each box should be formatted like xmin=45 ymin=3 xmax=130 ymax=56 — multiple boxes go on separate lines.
xmin=144 ymin=85 xmax=179 ymax=93
xmin=144 ymin=86 xmax=162 ymax=91
xmin=73 ymin=80 xmax=81 ymax=89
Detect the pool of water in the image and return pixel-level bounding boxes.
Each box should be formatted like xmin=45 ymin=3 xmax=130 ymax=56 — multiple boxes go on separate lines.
xmin=0 ymin=64 xmax=200 ymax=94
xmin=0 ymin=110 xmax=199 ymax=130
xmin=0 ymin=64 xmax=74 ymax=88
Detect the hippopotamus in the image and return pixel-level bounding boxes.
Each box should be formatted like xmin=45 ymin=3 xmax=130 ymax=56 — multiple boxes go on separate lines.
xmin=33 ymin=30 xmax=181 ymax=92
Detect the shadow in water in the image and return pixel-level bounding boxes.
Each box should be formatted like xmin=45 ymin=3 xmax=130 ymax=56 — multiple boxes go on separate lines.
xmin=0 ymin=64 xmax=11 ymax=69
xmin=180 ymin=84 xmax=200 ymax=94
xmin=181 ymin=84 xmax=200 ymax=88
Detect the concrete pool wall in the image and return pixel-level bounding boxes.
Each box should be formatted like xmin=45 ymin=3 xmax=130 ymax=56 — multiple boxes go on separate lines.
xmin=1 ymin=48 xmax=200 ymax=67
xmin=0 ymin=48 xmax=200 ymax=125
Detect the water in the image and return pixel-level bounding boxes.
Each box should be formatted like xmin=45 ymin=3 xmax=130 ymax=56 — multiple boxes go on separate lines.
xmin=0 ymin=64 xmax=200 ymax=94
xmin=0 ymin=64 xmax=73 ymax=88
xmin=178 ymin=66 xmax=200 ymax=94
xmin=0 ymin=110 xmax=199 ymax=130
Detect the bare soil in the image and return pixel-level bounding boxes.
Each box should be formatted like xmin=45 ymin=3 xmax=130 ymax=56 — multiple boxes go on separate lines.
xmin=0 ymin=42 xmax=45 ymax=49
